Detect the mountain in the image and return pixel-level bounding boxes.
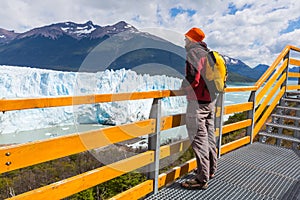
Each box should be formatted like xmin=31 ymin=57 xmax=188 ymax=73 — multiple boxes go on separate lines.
xmin=290 ymin=66 xmax=299 ymax=73
xmin=289 ymin=66 xmax=299 ymax=80
xmin=223 ymin=56 xmax=269 ymax=82
xmin=0 ymin=21 xmax=187 ymax=77
xmin=254 ymin=64 xmax=269 ymax=73
xmin=0 ymin=21 xmax=143 ymax=71
xmin=0 ymin=21 xmax=137 ymax=42
xmin=0 ymin=20 xmax=269 ymax=82
xmin=0 ymin=28 xmax=18 ymax=44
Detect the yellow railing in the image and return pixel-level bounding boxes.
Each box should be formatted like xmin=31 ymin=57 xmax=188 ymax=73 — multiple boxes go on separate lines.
xmin=0 ymin=45 xmax=299 ymax=199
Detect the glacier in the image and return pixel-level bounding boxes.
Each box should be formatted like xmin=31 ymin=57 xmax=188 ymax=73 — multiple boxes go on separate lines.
xmin=0 ymin=65 xmax=186 ymax=135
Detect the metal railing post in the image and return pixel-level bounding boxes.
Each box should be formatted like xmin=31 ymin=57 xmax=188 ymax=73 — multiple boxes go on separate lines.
xmin=276 ymin=50 xmax=290 ymax=145
xmin=282 ymin=50 xmax=290 ymax=94
xmin=298 ymin=55 xmax=300 ymax=87
xmin=147 ymin=98 xmax=162 ymax=194
xmin=216 ymin=92 xmax=225 ymax=158
xmin=247 ymin=91 xmax=256 ymax=144
xmin=296 ymin=56 xmax=300 ymax=149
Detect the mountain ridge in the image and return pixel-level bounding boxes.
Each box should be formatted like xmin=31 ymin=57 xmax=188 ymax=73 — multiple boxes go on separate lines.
xmin=0 ymin=20 xmax=285 ymax=82
xmin=0 ymin=21 xmax=138 ymax=42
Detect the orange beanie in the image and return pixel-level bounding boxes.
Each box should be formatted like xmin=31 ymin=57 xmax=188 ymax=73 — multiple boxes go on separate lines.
xmin=185 ymin=27 xmax=205 ymax=42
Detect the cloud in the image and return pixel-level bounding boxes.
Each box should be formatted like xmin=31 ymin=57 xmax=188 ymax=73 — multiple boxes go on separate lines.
xmin=1 ymin=0 xmax=300 ymax=68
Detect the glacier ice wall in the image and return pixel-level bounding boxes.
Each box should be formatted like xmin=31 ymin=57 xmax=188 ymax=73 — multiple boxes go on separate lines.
xmin=0 ymin=65 xmax=186 ymax=134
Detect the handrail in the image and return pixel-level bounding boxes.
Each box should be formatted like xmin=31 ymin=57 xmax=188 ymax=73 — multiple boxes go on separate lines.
xmin=289 ymin=45 xmax=300 ymax=52
xmin=0 ymin=45 xmax=299 ymax=200
xmin=114 ymin=44 xmax=300 ymax=198
xmin=255 ymin=45 xmax=289 ymax=88
xmin=0 ymin=119 xmax=155 ymax=173
xmin=0 ymin=90 xmax=185 ymax=112
xmin=224 ymin=86 xmax=257 ymax=93
xmin=255 ymin=59 xmax=288 ymax=104
xmin=7 ymin=151 xmax=155 ymax=200
xmin=254 ymin=74 xmax=287 ymax=122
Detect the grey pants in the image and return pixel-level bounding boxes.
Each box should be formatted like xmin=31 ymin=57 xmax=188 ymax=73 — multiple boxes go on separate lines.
xmin=186 ymin=100 xmax=217 ymax=183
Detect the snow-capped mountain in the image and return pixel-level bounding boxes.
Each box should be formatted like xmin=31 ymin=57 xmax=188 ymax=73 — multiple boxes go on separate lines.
xmin=1 ymin=21 xmax=138 ymax=42
xmin=223 ymin=55 xmax=267 ymax=82
xmin=0 ymin=20 xmax=280 ymax=82
xmin=60 ymin=21 xmax=98 ymax=37
xmin=90 ymin=21 xmax=138 ymax=39
xmin=0 ymin=20 xmax=185 ymax=75
xmin=223 ymin=55 xmax=239 ymax=65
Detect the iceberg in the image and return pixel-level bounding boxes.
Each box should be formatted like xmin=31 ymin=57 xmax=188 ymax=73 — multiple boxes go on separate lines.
xmin=0 ymin=65 xmax=186 ymax=134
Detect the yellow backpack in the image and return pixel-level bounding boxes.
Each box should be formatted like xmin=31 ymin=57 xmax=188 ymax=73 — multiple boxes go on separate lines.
xmin=205 ymin=51 xmax=227 ymax=92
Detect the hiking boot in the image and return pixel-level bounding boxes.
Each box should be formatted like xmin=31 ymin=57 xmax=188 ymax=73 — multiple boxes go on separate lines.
xmin=181 ymin=179 xmax=208 ymax=190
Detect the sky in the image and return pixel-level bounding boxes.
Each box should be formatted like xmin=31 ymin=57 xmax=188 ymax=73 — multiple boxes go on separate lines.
xmin=1 ymin=0 xmax=300 ymax=68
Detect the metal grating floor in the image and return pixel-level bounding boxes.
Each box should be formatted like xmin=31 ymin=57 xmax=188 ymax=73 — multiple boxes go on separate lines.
xmin=145 ymin=143 xmax=300 ymax=200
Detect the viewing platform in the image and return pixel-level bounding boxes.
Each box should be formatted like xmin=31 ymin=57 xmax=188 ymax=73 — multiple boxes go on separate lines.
xmin=0 ymin=45 xmax=299 ymax=199
xmin=145 ymin=143 xmax=300 ymax=200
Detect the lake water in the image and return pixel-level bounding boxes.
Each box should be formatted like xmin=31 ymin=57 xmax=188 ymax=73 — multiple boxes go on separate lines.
xmin=0 ymin=124 xmax=107 ymax=145
xmin=0 ymin=80 xmax=298 ymax=146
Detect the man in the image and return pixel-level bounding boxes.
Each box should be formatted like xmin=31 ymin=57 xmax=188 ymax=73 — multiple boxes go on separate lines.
xmin=181 ymin=27 xmax=217 ymax=190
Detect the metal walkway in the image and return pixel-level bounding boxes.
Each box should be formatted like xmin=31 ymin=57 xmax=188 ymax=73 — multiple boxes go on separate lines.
xmin=145 ymin=143 xmax=300 ymax=200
